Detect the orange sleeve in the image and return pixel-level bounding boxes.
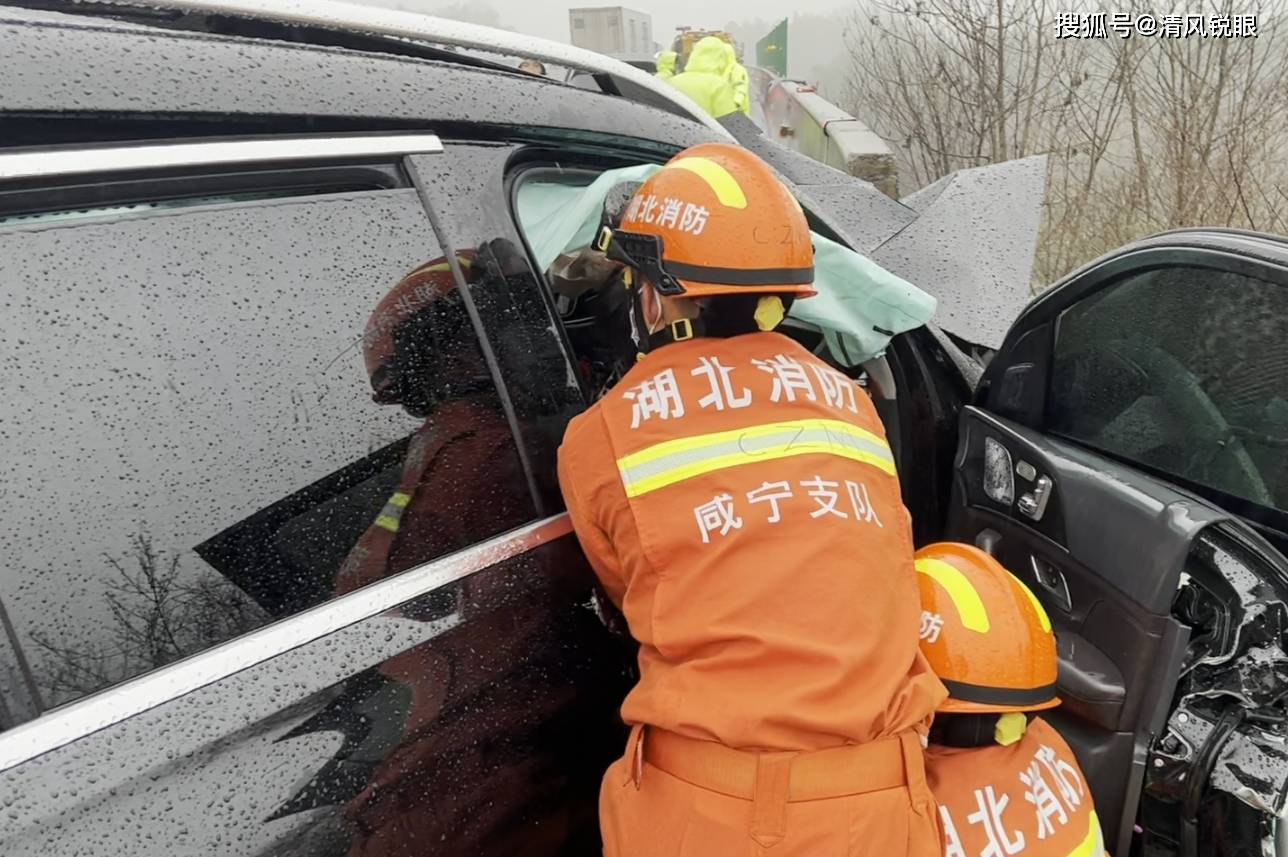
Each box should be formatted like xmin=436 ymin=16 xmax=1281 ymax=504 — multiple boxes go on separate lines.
xmin=557 ymin=415 xmax=628 ymax=608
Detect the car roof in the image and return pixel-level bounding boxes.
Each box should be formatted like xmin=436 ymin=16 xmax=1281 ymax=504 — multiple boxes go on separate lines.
xmin=1049 ymin=227 xmax=1288 ymax=290
xmin=0 ymin=0 xmax=726 ymax=153
xmin=177 ymin=0 xmax=722 ymax=127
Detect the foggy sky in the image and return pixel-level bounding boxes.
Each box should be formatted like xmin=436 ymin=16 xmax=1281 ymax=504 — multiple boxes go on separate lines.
xmin=496 ymin=0 xmax=848 ymax=44
xmin=355 ymin=0 xmax=850 ymax=50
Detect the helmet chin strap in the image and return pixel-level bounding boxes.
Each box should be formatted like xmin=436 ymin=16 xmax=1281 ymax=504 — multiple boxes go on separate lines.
xmin=627 ymin=272 xmax=705 ymax=358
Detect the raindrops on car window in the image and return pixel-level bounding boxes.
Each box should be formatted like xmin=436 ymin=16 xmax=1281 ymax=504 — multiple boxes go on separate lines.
xmin=408 ymin=148 xmax=589 ymax=513
xmin=0 ymin=189 xmax=535 ymax=720
xmin=1049 ymin=266 xmax=1288 ymax=512
xmin=0 ymin=138 xmax=637 ymax=852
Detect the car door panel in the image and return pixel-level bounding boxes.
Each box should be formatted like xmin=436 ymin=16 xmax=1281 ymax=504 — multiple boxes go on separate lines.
xmin=0 ymin=524 xmax=632 ymax=856
xmin=949 ymin=406 xmax=1211 ymax=855
xmin=959 ymin=233 xmax=1288 ymax=856
xmin=1054 ymin=630 xmax=1125 ymax=729
xmin=0 ymin=134 xmax=631 ymax=855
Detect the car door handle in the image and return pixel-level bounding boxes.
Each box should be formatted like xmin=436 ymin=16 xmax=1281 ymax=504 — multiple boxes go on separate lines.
xmin=1031 ymin=555 xmax=1072 ymax=612
xmin=1017 ymin=475 xmax=1053 ymax=521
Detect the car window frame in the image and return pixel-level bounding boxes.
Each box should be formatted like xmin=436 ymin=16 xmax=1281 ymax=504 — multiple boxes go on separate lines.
xmin=0 ymin=132 xmax=560 ymax=727
xmin=0 ymin=514 xmax=573 ymax=771
xmin=979 ymin=242 xmax=1288 ymax=546
xmin=502 ymin=148 xmax=965 ymax=535
xmin=384 ymin=142 xmax=639 ymax=510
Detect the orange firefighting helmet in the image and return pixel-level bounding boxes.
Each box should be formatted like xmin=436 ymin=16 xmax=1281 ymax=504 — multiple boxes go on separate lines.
xmin=915 ymin=542 xmax=1060 ymax=715
xmin=606 ymin=143 xmax=816 ymax=299
xmin=362 ymin=254 xmax=474 ymax=405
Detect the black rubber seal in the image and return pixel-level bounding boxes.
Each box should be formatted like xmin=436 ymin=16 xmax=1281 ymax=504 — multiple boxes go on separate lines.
xmin=664 ymin=259 xmax=815 ymax=287
xmin=941 ymin=678 xmax=1059 ymax=708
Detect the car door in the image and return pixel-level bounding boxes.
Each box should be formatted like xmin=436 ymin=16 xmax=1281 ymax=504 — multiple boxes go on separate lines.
xmin=947 ymin=231 xmax=1288 ymax=857
xmin=0 ymin=133 xmax=630 ymax=856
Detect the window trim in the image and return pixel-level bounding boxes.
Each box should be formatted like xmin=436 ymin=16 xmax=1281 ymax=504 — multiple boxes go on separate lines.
xmin=0 ymin=514 xmax=572 ymax=773
xmin=0 ymin=162 xmax=411 ymax=224
xmin=404 ymin=153 xmax=550 ymax=516
xmin=0 ymin=134 xmax=444 ymax=182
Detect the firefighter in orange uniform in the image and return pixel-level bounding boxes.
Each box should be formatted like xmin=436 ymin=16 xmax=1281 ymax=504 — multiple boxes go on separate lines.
xmin=915 ymin=543 xmax=1107 ymax=857
xmin=337 ymin=258 xmax=560 ymax=856
xmin=558 ymin=142 xmax=946 ymax=856
xmin=335 ymin=253 xmax=529 ymax=596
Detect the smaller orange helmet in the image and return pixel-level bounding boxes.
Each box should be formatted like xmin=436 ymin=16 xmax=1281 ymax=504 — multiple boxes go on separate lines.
xmin=605 ymin=142 xmax=815 ymax=299
xmin=362 ymin=253 xmax=476 ymax=408
xmin=915 ymin=542 xmax=1059 ymax=714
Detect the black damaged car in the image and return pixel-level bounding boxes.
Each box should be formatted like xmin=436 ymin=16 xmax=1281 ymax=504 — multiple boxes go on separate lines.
xmin=1 ymin=1 xmax=1287 ymax=855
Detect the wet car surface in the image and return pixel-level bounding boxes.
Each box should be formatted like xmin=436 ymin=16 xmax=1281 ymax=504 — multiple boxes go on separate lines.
xmin=2 ymin=2 xmax=1288 ymax=856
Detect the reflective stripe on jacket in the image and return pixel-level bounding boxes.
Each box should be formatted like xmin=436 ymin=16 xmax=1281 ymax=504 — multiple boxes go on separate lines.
xmin=558 ymin=332 xmax=946 ymax=751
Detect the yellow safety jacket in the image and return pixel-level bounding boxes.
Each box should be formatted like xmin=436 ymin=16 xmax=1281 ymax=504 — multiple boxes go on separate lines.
xmin=722 ymin=43 xmax=752 ymax=116
xmin=665 ymin=36 xmax=738 ymax=119
xmin=654 ymin=50 xmax=677 ymax=80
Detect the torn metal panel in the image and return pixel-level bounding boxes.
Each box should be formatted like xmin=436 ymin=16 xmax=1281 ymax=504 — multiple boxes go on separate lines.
xmin=871 ymin=155 xmax=1049 ymax=349
xmin=721 ymin=113 xmax=1045 ymax=348
xmin=793 ymin=183 xmax=919 ymax=254
xmin=898 ymin=172 xmax=953 ymax=214
xmin=719 ymin=113 xmax=917 ymax=253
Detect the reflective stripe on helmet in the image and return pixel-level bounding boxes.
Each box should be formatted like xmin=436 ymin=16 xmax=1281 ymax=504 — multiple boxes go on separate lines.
xmin=616 ymin=418 xmax=894 ymax=499
xmin=664 ymin=259 xmax=815 ymax=287
xmin=663 ymin=156 xmax=748 ymax=209
xmin=609 ymin=228 xmax=814 ymax=294
xmin=1014 ymin=575 xmax=1053 ymax=633
xmin=915 ymin=557 xmax=991 ymax=633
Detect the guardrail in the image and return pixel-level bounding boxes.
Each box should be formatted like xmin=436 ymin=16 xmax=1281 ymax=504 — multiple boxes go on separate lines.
xmin=748 ymin=65 xmax=898 ymax=197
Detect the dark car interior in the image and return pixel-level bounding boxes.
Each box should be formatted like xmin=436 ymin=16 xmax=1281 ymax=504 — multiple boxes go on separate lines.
xmin=1048 ymin=268 xmax=1282 ymax=509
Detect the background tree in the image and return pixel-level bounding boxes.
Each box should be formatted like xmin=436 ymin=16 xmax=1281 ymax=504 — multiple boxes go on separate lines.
xmin=845 ymin=0 xmax=1288 ymax=283
xmin=31 ymin=533 xmax=267 ymax=705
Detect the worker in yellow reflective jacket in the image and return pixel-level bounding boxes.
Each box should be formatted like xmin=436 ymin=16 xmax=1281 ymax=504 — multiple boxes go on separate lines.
xmin=654 ymin=50 xmax=677 ymax=80
xmin=665 ymin=36 xmax=738 ymax=119
xmin=722 ymin=41 xmax=752 ymax=116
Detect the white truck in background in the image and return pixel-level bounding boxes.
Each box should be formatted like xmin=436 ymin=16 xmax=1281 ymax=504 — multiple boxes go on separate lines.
xmin=568 ymin=6 xmax=655 ymax=62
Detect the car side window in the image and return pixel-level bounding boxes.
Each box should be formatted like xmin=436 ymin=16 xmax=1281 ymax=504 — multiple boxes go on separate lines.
xmin=1047 ymin=264 xmax=1288 ymax=512
xmin=0 ymin=170 xmax=537 ymax=725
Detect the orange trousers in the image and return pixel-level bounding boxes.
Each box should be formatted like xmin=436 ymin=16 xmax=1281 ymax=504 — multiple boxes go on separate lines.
xmin=600 ymin=726 xmax=941 ymax=856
